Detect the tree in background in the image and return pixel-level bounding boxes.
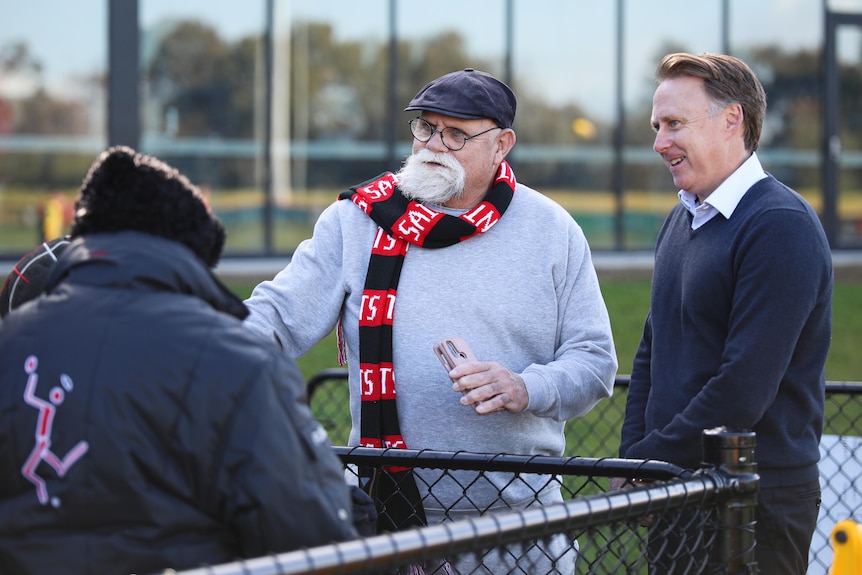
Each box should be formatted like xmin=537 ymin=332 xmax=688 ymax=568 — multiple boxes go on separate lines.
xmin=146 ymin=21 xmax=253 ymax=139
xmin=0 ymin=41 xmax=95 ymax=189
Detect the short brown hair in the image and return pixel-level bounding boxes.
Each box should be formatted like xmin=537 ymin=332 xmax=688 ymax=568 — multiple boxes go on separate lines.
xmin=656 ymin=53 xmax=767 ymax=152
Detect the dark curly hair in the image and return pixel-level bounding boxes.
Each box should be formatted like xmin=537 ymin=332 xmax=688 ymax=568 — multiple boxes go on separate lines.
xmin=71 ymin=146 xmax=225 ymax=267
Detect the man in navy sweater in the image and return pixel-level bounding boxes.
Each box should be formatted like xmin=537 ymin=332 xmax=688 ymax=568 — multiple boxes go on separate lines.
xmin=616 ymin=53 xmax=833 ymax=574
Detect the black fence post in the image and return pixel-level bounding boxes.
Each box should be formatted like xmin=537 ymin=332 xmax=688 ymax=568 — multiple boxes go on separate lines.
xmin=702 ymin=427 xmax=760 ymax=574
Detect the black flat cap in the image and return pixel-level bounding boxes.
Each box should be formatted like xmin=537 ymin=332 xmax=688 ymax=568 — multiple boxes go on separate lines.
xmin=405 ymin=68 xmax=517 ymax=128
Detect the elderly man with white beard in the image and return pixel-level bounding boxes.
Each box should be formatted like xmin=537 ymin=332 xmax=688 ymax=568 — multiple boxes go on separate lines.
xmin=243 ymin=68 xmax=617 ymax=574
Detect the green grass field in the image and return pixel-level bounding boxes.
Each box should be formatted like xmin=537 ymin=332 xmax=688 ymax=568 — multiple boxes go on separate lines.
xmin=226 ymin=278 xmax=862 ymax=384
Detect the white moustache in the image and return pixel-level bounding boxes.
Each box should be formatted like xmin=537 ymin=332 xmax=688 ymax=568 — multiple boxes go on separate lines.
xmin=396 ymin=149 xmax=466 ymax=205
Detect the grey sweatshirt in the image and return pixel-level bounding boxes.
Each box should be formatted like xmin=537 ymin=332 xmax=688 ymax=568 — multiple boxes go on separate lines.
xmin=244 ymin=182 xmax=617 ymax=519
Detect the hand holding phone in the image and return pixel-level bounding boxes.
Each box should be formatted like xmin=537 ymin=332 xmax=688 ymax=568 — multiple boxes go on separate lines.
xmin=433 ymin=337 xmax=477 ymax=371
xmin=434 ymin=337 xmax=477 ymax=400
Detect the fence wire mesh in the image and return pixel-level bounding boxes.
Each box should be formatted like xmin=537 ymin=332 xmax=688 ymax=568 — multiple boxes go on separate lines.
xmin=166 ymin=375 xmax=764 ymax=575
xmin=346 ymin=448 xmax=746 ymax=574
xmin=170 ymin=448 xmax=746 ymax=575
xmin=306 ymin=369 xmax=862 ymax=574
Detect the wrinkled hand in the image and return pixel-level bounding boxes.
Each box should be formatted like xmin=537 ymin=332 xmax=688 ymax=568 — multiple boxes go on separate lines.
xmin=448 ymin=360 xmax=528 ymax=415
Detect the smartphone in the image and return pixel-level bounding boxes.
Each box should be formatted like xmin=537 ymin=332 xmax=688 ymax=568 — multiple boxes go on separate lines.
xmin=433 ymin=337 xmax=477 ymax=371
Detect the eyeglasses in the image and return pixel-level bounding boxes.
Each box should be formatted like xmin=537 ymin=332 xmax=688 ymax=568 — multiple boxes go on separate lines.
xmin=408 ymin=118 xmax=502 ymax=151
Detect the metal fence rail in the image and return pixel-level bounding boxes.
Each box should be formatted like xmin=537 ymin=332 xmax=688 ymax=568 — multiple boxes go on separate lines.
xmin=170 ymin=429 xmax=759 ymax=575
xmin=305 ymin=369 xmax=862 ymax=574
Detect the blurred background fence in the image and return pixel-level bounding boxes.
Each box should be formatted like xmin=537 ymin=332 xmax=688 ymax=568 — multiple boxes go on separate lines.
xmin=306 ymin=369 xmax=862 ymax=574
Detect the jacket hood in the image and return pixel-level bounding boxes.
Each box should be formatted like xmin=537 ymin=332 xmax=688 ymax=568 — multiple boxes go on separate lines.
xmin=46 ymin=231 xmax=248 ymax=320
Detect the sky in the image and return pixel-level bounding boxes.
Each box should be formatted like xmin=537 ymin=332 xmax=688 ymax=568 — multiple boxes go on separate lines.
xmin=0 ymin=0 xmax=840 ymax=122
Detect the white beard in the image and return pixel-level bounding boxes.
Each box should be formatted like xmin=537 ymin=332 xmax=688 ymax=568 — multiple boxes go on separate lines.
xmin=395 ymin=149 xmax=466 ymax=205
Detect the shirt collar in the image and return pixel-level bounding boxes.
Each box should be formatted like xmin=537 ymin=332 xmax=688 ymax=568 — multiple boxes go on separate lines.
xmin=678 ymin=152 xmax=767 ymax=219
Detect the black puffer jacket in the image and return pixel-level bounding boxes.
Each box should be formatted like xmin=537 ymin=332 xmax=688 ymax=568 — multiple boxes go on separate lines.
xmin=0 ymin=231 xmax=357 ymax=575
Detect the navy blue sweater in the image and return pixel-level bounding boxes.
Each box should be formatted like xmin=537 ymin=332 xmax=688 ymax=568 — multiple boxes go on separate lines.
xmin=620 ymin=175 xmax=833 ymax=487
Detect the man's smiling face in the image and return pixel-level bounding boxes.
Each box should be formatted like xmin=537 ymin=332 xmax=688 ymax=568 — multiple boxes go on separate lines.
xmin=651 ymin=75 xmax=732 ymax=201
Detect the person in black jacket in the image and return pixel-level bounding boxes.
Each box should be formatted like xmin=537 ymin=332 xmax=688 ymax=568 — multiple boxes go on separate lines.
xmin=0 ymin=146 xmax=359 ymax=575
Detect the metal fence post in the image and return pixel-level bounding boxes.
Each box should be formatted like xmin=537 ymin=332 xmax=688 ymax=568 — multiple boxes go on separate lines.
xmin=702 ymin=427 xmax=760 ymax=574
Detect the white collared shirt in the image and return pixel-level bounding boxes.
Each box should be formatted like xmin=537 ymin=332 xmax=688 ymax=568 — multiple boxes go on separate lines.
xmin=678 ymin=152 xmax=768 ymax=230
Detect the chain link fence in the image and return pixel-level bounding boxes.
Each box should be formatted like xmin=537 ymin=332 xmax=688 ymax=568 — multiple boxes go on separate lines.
xmin=171 ymin=430 xmax=759 ymax=574
xmin=306 ymin=369 xmax=862 ymax=574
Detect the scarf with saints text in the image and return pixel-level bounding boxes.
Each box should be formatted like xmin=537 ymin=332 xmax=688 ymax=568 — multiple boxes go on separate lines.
xmin=338 ymin=160 xmax=515 ymax=533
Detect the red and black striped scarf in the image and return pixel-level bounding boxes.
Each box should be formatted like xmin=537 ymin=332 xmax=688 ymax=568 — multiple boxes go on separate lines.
xmin=338 ymin=160 xmax=515 ymax=531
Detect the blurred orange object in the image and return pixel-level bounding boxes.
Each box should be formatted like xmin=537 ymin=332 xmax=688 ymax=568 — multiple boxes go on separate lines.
xmin=41 ymin=192 xmax=74 ymax=241
xmin=829 ymin=519 xmax=862 ymax=575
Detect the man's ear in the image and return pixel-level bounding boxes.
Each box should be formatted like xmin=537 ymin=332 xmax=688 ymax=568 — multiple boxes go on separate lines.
xmin=724 ymin=103 xmax=744 ymax=133
xmin=495 ymin=128 xmax=517 ymax=160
